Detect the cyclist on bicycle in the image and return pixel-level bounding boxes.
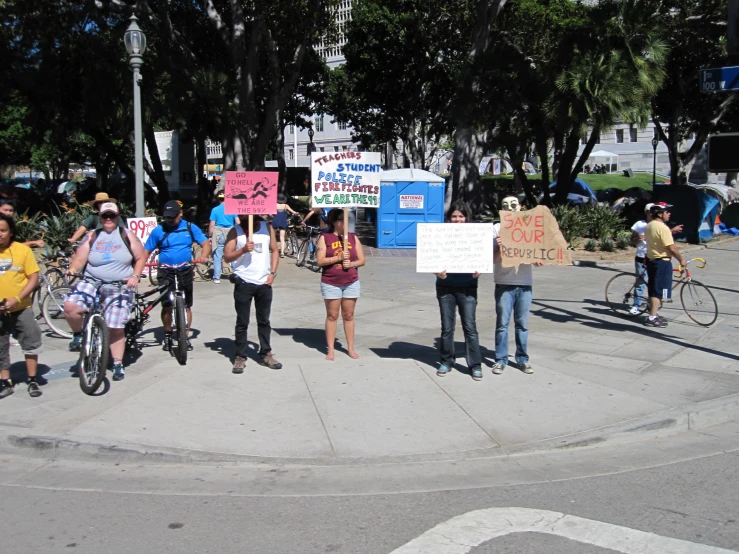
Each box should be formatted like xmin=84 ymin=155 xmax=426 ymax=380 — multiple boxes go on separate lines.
xmin=69 ymin=192 xmax=126 ymax=244
xmin=144 ymin=200 xmax=210 ymax=352
xmin=64 ymin=202 xmax=147 ymax=381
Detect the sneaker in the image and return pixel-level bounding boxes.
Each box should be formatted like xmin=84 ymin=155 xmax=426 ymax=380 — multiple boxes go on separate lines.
xmin=232 ymin=356 xmax=247 ymax=374
xmin=629 ymin=306 xmax=642 ymax=315
xmin=162 ymin=334 xmax=173 ymax=351
xmin=0 ymin=379 xmax=14 ymax=399
xmin=644 ymin=317 xmax=667 ymax=328
xmin=212 ymin=278 xmax=221 ymax=284
xmin=519 ymin=363 xmax=534 ymax=374
xmin=112 ymin=364 xmax=125 ymax=382
xmin=27 ymin=380 xmax=42 ymax=397
xmin=187 ymin=339 xmax=194 ymax=351
xmin=68 ymin=333 xmax=83 ymax=352
xmin=472 ymin=368 xmax=483 ymax=381
xmin=258 ymin=352 xmax=282 ymax=370
xmin=491 ymin=362 xmax=505 ymax=375
xmin=9 ymin=337 xmax=19 ymax=346
xmin=437 ymin=363 xmax=451 ymax=376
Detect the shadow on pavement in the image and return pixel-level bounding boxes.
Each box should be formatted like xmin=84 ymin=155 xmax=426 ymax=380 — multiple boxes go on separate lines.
xmin=533 ymin=299 xmax=739 ymax=362
xmin=273 ymin=327 xmax=348 ymax=357
xmin=369 ymin=340 xmax=497 ymax=373
xmin=9 ymin=362 xmax=50 ymax=385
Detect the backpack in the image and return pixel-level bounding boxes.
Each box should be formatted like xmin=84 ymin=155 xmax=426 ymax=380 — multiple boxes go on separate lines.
xmin=88 ymin=227 xmax=134 ymax=258
xmin=154 ymin=220 xmax=197 ymax=252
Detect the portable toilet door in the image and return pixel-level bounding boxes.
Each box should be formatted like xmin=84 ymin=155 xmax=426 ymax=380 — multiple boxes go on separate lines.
xmin=377 ymin=169 xmax=445 ymax=248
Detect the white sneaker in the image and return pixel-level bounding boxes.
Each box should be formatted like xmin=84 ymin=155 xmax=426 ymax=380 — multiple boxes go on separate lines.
xmin=629 ymin=306 xmax=641 ymax=315
xmin=212 ymin=279 xmax=221 ymax=284
xmin=9 ymin=337 xmax=19 ymax=346
xmin=491 ymin=362 xmax=505 ymax=375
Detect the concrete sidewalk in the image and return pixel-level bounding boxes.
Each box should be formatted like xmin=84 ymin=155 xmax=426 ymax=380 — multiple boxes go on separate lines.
xmin=1 ymin=241 xmax=738 ymax=464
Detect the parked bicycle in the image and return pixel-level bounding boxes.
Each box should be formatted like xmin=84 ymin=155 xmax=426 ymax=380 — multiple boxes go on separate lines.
xmin=605 ymin=257 xmax=718 ymax=326
xmin=192 ymin=242 xmax=232 ymax=281
xmin=282 ymin=215 xmax=302 ymax=258
xmin=296 ymin=225 xmax=322 ymax=272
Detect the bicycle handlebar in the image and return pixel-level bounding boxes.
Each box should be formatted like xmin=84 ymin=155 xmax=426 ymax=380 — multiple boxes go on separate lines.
xmin=677 ymin=257 xmax=707 ymax=273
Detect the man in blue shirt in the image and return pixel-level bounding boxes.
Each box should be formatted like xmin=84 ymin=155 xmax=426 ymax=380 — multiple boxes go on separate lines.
xmin=144 ymin=200 xmax=211 ymax=352
xmin=208 ymin=191 xmax=239 ymax=284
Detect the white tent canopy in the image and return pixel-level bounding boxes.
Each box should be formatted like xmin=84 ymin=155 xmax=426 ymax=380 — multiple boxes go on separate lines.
xmin=586 ymin=150 xmax=619 ymax=173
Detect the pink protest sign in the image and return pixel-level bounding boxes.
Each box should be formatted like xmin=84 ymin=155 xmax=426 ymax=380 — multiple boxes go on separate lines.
xmin=224 ymin=171 xmax=278 ymax=215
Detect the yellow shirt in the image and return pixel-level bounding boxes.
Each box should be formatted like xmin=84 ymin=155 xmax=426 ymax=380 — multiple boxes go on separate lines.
xmin=0 ymin=242 xmax=40 ymax=312
xmin=645 ymin=220 xmax=674 ymax=260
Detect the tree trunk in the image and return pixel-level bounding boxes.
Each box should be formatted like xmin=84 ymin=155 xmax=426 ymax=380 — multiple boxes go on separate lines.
xmin=553 ymin=128 xmax=582 ymax=205
xmin=195 ymin=134 xmax=210 ymax=226
xmin=535 ymin=131 xmax=552 ymax=206
xmin=452 ymin=126 xmax=487 ymax=215
xmin=276 ymin=127 xmax=287 ymax=196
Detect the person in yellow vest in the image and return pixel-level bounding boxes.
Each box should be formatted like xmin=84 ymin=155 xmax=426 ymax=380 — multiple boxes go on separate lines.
xmin=0 ymin=213 xmax=43 ymax=398
xmin=644 ymin=202 xmax=686 ymax=328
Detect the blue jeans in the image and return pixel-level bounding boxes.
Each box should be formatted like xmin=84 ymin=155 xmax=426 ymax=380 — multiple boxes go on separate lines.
xmin=436 ymin=285 xmax=481 ymax=370
xmin=213 ymin=233 xmax=226 ymax=279
xmin=634 ymin=258 xmax=647 ymax=308
xmin=494 ymin=285 xmax=532 ymax=366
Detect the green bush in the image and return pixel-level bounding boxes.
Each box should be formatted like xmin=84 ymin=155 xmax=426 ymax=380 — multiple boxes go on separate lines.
xmin=582 ymin=204 xmax=627 ymax=240
xmin=584 ymin=238 xmax=597 ymax=251
xmin=551 ymin=205 xmax=586 ymax=247
xmin=13 ymin=210 xmax=45 ymax=243
xmin=615 ymin=232 xmax=631 ymax=250
xmin=599 ymin=237 xmax=615 ymax=252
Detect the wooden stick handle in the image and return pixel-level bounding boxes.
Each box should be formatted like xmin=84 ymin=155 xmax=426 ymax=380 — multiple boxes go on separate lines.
xmin=248 ymin=214 xmax=254 ymax=237
xmin=343 ymin=210 xmax=349 ymax=251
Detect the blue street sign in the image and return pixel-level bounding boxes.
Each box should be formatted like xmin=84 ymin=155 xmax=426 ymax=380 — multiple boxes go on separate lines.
xmin=700 ymin=66 xmax=739 ymax=92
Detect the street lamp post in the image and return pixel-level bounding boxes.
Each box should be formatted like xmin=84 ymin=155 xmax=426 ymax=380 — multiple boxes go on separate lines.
xmin=307 ymin=127 xmax=315 ymax=156
xmin=124 ymin=16 xmax=147 ymax=217
xmin=651 ymin=135 xmax=659 ymax=188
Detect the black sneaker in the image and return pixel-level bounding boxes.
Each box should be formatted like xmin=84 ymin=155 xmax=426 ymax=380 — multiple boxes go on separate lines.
xmin=27 ymin=381 xmax=42 ymax=397
xmin=0 ymin=379 xmax=14 ymax=399
xmin=187 ymin=339 xmax=194 ymax=351
xmin=162 ymin=334 xmax=173 ymax=351
xmin=644 ymin=317 xmax=667 ymax=328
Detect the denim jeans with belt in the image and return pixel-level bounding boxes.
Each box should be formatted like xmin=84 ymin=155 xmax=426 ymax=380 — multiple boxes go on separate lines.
xmin=494 ymin=284 xmax=533 ymax=366
xmin=212 ymin=228 xmax=228 ymax=279
xmin=634 ymin=258 xmax=648 ymax=308
xmin=234 ymin=279 xmax=273 ymax=358
xmin=436 ymin=284 xmax=481 ymax=370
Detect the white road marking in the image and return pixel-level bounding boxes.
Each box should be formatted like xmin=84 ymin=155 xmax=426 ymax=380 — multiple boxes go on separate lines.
xmin=390 ymin=507 xmax=737 ymax=554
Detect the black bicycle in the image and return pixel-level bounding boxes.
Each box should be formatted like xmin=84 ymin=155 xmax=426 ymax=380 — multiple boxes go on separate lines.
xmin=296 ymin=225 xmax=323 ymax=272
xmin=126 ymin=263 xmax=190 ymax=365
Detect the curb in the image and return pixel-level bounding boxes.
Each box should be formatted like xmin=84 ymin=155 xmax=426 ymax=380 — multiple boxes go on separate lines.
xmin=2 ymin=393 xmax=738 ymax=467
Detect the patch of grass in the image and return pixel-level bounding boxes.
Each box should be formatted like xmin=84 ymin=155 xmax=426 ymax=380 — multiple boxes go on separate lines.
xmin=479 ymin=172 xmax=653 ymax=191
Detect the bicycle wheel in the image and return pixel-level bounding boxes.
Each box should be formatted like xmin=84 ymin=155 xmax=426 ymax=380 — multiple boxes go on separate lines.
xmin=45 ymin=267 xmax=67 ymax=288
xmin=296 ymin=239 xmax=309 ymax=267
xmin=605 ymin=272 xmax=648 ymax=317
xmin=79 ymin=314 xmax=109 ymax=395
xmin=192 ymin=244 xmax=213 ymax=281
xmin=284 ymin=231 xmax=297 ymax=257
xmin=148 ymin=265 xmax=160 ymax=287
xmin=680 ymin=280 xmax=718 ymax=326
xmin=41 ymin=286 xmax=73 ymax=338
xmin=174 ymin=295 xmax=188 ymax=365
xmin=308 ymin=242 xmax=322 ymax=273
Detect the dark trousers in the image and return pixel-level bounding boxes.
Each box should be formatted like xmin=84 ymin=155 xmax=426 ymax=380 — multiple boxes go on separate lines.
xmin=436 ymin=285 xmax=481 ymax=370
xmin=234 ymin=280 xmax=273 ymax=358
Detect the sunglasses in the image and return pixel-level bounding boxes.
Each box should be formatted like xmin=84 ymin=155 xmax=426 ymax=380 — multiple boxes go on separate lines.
xmin=100 ymin=213 xmax=118 ymax=220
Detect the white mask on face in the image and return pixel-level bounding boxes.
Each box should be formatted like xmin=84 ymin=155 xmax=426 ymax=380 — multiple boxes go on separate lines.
xmin=502 ymin=196 xmax=520 ymax=212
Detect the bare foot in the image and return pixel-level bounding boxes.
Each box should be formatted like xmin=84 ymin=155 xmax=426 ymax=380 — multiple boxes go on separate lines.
xmin=348 ymin=350 xmax=360 ymax=359
xmin=325 ymin=351 xmax=335 ymax=361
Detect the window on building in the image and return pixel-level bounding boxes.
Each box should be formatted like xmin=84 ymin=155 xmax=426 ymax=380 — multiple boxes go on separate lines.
xmin=629 ymin=128 xmax=638 ymax=143
xmin=288 ymin=149 xmax=294 ymax=160
xmin=580 ymin=136 xmax=587 ymax=145
xmin=319 ymin=147 xmax=325 ymax=152
xmin=334 ymin=146 xmax=340 ymax=152
xmin=337 ymin=121 xmax=347 ymax=130
xmin=616 ymin=129 xmax=624 ymax=143
xmin=314 ymin=116 xmax=324 ymax=132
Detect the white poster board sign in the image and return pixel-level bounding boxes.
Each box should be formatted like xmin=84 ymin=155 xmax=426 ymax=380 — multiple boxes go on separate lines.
xmin=416 ymin=223 xmax=494 ymax=273
xmin=399 ymin=194 xmax=424 ymax=209
xmin=127 ymin=217 xmax=158 ymax=275
xmin=311 ymin=151 xmax=382 ymax=208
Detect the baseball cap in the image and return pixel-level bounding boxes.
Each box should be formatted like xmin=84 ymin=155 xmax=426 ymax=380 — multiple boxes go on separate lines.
xmin=163 ymin=200 xmax=182 ymax=217
xmin=217 ymin=190 xmax=225 ymax=199
xmin=644 ymin=203 xmax=654 ymax=214
xmin=98 ymin=202 xmax=119 ymax=215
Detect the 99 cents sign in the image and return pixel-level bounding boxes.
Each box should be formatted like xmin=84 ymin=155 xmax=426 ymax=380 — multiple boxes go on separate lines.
xmin=127 ymin=217 xmax=158 ymax=275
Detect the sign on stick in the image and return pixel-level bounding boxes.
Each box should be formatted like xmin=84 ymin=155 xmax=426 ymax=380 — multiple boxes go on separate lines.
xmin=499 ymin=206 xmax=571 ymax=268
xmin=311 ymin=152 xmax=382 ymax=208
xmin=416 ymin=223 xmax=494 ymax=273
xmin=224 ymin=171 xmax=278 ymax=215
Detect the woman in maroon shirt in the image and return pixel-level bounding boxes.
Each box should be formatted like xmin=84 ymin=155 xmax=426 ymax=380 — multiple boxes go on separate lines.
xmin=316 ymin=208 xmax=366 ymax=361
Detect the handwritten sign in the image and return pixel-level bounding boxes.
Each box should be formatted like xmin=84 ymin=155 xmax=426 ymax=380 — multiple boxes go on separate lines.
xmin=311 ymin=151 xmax=382 ymax=208
xmin=400 ymin=195 xmax=424 ymax=209
xmin=416 ymin=223 xmax=494 ymax=273
xmin=224 ymin=171 xmax=278 ymax=215
xmin=499 ymin=205 xmax=572 ymax=267
xmin=128 ymin=217 xmax=158 ymax=275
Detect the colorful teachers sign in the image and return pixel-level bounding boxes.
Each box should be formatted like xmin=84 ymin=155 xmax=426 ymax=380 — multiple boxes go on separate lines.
xmin=310 ymin=151 xmax=382 ymax=208
xmin=224 ymin=171 xmax=278 ymax=215
xmin=498 ymin=205 xmax=572 ymax=268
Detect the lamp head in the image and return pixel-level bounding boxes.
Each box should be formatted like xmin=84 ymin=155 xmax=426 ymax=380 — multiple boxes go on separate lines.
xmin=124 ymin=15 xmax=147 ymax=57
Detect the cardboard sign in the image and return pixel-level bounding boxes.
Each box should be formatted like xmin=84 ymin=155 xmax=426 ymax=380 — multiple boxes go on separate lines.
xmin=224 ymin=171 xmax=278 ymax=215
xmin=127 ymin=217 xmax=158 ymax=275
xmin=400 ymin=195 xmax=424 ymax=209
xmin=499 ymin=205 xmax=572 ymax=267
xmin=416 ymin=223 xmax=494 ymax=273
xmin=311 ymin=151 xmax=382 ymax=208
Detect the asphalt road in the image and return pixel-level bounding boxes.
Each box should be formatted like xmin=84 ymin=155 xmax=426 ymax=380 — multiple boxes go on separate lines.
xmin=2 ymin=445 xmax=737 ymax=553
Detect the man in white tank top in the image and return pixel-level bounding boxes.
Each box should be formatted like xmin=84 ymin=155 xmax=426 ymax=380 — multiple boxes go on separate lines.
xmin=223 ymin=214 xmax=282 ymax=373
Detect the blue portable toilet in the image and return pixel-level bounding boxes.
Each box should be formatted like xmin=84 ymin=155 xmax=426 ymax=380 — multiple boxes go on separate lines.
xmin=377 ymin=169 xmax=446 ymax=248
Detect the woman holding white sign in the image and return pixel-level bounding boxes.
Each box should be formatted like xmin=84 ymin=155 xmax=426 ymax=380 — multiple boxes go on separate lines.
xmin=316 ymin=208 xmax=366 ymax=361
xmin=434 ymin=201 xmax=483 ymax=381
